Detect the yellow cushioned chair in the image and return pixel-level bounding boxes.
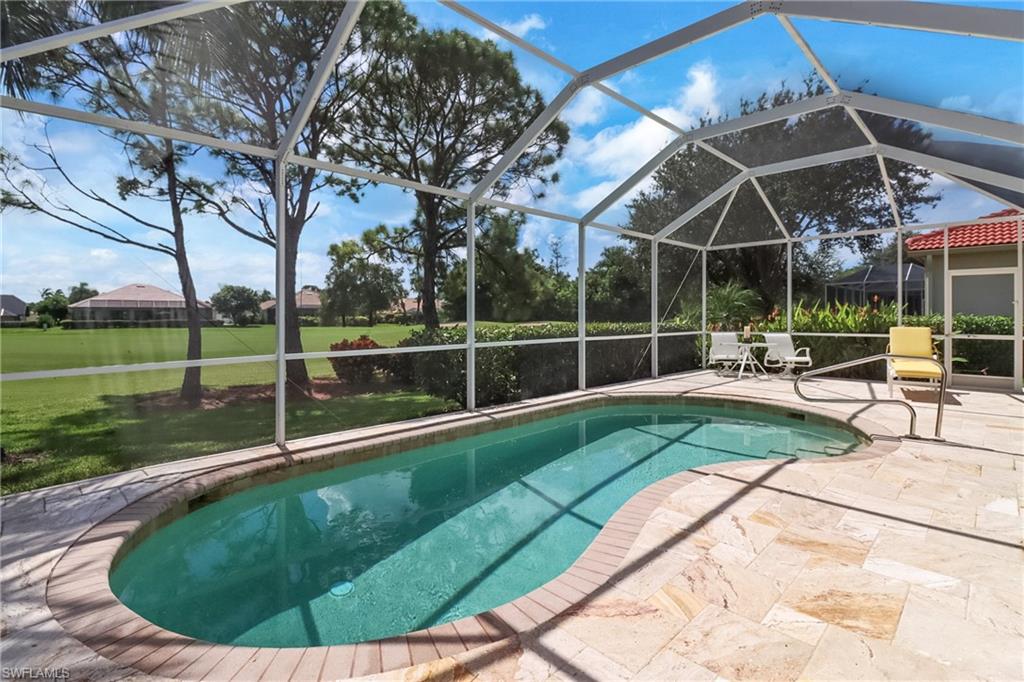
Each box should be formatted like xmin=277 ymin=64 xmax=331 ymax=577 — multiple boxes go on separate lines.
xmin=887 ymin=326 xmax=942 ymax=397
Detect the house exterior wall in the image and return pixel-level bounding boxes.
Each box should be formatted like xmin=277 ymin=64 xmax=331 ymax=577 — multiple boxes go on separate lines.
xmin=922 ymin=246 xmax=1019 ymax=315
xmin=70 ymin=307 xmax=213 ymax=322
xmin=261 ymin=305 xmax=319 ymax=324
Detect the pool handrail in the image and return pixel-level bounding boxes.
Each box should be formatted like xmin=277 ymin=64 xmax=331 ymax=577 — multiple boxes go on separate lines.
xmin=793 ymin=353 xmax=946 ymax=439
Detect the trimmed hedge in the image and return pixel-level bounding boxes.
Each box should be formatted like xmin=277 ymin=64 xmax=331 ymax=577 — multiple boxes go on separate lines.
xmin=327 ymin=305 xmax=1015 ymax=403
xmin=333 ymin=322 xmax=699 ymax=407
xmin=59 ymin=319 xmax=224 ymax=329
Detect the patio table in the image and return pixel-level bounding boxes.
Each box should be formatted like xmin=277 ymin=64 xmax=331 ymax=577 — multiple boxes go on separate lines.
xmin=735 ymin=341 xmax=776 ymax=379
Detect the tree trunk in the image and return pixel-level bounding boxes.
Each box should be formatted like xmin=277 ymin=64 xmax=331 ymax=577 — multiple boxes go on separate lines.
xmin=162 ymin=139 xmax=203 ymax=407
xmin=419 ymin=197 xmax=441 ymax=328
xmin=176 ymin=252 xmax=204 ymax=406
xmin=283 ymin=220 xmax=310 ymax=389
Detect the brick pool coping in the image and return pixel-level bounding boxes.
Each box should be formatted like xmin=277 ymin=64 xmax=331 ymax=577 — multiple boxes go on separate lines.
xmin=44 ymin=392 xmax=901 ymax=680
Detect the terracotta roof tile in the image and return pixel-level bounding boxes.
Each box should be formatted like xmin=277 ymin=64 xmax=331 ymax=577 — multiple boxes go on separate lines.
xmin=906 ymin=208 xmax=1021 ymax=252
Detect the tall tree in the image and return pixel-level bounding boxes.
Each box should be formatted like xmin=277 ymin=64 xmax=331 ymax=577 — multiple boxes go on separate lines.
xmin=628 ymin=75 xmax=937 ymax=313
xmin=67 ymin=282 xmax=98 ymax=304
xmin=1 ymin=3 xmax=227 ymax=404
xmin=548 ymin=234 xmax=567 ymax=275
xmin=320 ymin=240 xmax=363 ymax=327
xmin=340 ymin=19 xmax=569 ymax=327
xmin=174 ymin=2 xmax=410 ymax=389
xmin=441 ymin=211 xmax=571 ymax=322
xmin=0 ymin=0 xmax=69 ymax=97
xmin=210 ymin=284 xmax=261 ymax=326
xmin=585 ymin=245 xmax=649 ymax=322
xmin=321 ymin=239 xmax=405 ymax=326
xmin=33 ymin=287 xmax=68 ymax=321
xmin=358 ymin=259 xmax=405 ymax=326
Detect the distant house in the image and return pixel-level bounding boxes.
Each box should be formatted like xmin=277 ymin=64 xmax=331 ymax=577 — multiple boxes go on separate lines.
xmin=906 ymin=208 xmax=1021 ymax=316
xmin=0 ymin=294 xmax=27 ymax=321
xmin=387 ymin=297 xmax=443 ymax=315
xmin=389 ymin=297 xmax=422 ymax=316
xmin=260 ymin=287 xmax=321 ymax=324
xmin=825 ymin=263 xmax=926 ymax=314
xmin=69 ymin=284 xmax=214 ymax=322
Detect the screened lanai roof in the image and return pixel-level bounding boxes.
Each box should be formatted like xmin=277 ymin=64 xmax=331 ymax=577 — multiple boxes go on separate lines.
xmin=1 ymin=0 xmax=1022 ymax=251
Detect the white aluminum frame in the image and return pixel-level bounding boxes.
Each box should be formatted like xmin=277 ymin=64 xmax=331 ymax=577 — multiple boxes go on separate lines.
xmin=944 ymin=265 xmax=1022 ymax=389
xmin=0 ymin=0 xmax=246 ymax=63
xmin=2 ymin=0 xmax=1022 ymax=460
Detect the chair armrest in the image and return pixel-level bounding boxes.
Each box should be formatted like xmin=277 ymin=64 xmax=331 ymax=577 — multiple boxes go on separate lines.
xmin=795 ymin=347 xmax=811 ymax=357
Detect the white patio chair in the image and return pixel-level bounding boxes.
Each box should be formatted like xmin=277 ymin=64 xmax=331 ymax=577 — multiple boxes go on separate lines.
xmin=708 ymin=332 xmax=741 ymax=375
xmin=763 ymin=333 xmax=812 ymax=377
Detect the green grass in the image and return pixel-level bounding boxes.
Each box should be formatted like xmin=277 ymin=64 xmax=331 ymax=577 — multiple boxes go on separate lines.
xmin=0 ymin=324 xmax=472 ymax=494
xmin=0 ymin=324 xmax=424 ymax=373
xmin=0 ymin=361 xmax=457 ymax=495
xmin=0 ymin=322 xmax=561 ymax=493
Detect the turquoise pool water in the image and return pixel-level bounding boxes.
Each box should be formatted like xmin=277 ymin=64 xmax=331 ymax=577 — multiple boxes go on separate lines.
xmin=111 ymin=404 xmax=859 ymax=647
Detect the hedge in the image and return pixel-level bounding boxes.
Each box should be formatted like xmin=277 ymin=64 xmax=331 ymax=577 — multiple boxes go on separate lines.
xmin=325 ymin=305 xmax=1015 ymax=402
xmin=58 ymin=319 xmax=225 ymax=329
xmin=758 ymin=303 xmax=1015 ymax=378
xmin=329 ymin=322 xmax=700 ymax=407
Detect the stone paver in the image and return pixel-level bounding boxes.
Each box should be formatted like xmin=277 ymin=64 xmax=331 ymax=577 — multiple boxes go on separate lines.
xmin=2 ymin=371 xmax=1021 ymax=681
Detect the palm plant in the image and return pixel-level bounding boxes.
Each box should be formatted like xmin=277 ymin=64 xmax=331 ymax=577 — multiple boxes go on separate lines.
xmin=705 ymin=281 xmax=762 ymax=330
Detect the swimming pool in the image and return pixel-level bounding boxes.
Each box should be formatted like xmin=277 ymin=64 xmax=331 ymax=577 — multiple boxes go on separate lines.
xmin=110 ymin=403 xmax=859 ymax=647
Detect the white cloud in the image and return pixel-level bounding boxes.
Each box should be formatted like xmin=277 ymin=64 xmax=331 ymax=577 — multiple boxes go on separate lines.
xmin=939 ymin=92 xmax=1023 ymax=127
xmin=500 ymin=13 xmax=547 ymax=39
xmin=640 ymin=60 xmax=722 ymax=132
xmin=557 ymin=62 xmax=723 ymax=215
xmin=572 ymin=178 xmax=632 ymax=214
xmin=939 ymin=94 xmax=974 ymax=113
xmin=562 ymin=88 xmax=610 ymax=128
xmin=88 ymin=248 xmax=118 ymax=265
xmin=295 ymin=251 xmax=330 ymax=290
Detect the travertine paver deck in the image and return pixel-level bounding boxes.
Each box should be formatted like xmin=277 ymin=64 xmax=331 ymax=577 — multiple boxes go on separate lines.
xmin=2 ymin=371 xmax=1021 ymax=681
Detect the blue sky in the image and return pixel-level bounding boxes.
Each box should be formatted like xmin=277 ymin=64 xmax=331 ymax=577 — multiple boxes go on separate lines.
xmin=2 ymin=1 xmax=1018 ymax=302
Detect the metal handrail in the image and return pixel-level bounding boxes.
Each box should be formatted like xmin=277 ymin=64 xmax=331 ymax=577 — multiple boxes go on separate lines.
xmin=793 ymin=353 xmax=947 ymax=439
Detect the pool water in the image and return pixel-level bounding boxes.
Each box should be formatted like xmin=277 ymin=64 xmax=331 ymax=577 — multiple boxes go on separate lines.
xmin=111 ymin=404 xmax=859 ymax=647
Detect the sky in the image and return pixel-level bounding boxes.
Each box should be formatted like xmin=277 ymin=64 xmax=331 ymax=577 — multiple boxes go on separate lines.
xmin=1 ymin=0 xmax=1019 ymax=303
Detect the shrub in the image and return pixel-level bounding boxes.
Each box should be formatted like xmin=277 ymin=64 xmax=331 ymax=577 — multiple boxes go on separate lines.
xmin=35 ymin=314 xmax=56 ymax=329
xmin=387 ymin=321 xmax=698 ymax=406
xmin=379 ymin=309 xmax=423 ymax=325
xmin=328 ymin=336 xmax=381 ymax=383
xmin=757 ymin=302 xmax=1016 ymax=379
xmin=705 ymin=281 xmax=762 ymax=330
xmin=57 ymin=319 xmax=224 ymax=329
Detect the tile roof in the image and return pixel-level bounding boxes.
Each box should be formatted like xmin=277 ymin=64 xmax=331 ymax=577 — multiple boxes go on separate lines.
xmin=905 ymin=208 xmax=1022 ymax=252
xmin=260 ymin=289 xmax=322 ymax=310
xmin=69 ymin=284 xmax=211 ymax=309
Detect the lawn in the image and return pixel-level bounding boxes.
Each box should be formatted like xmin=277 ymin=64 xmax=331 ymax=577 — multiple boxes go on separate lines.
xmin=0 ymin=324 xmax=423 ymax=373
xmin=0 ymin=362 xmax=458 ymax=494
xmin=0 ymin=324 xmax=467 ymax=494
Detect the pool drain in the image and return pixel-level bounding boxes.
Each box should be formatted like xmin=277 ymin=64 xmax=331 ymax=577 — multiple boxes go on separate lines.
xmin=329 ymin=581 xmax=354 ymax=597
